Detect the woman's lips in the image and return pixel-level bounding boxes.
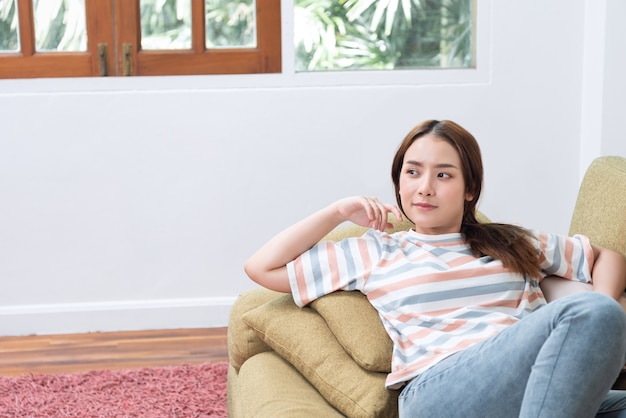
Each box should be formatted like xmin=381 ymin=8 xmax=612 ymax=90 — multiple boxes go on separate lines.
xmin=414 ymin=202 xmax=437 ymax=210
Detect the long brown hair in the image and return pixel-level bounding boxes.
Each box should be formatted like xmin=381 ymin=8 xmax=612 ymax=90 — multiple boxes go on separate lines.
xmin=391 ymin=120 xmax=541 ymax=278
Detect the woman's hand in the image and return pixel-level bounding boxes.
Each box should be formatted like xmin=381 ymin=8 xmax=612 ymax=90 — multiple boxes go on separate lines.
xmin=333 ymin=196 xmax=403 ymax=232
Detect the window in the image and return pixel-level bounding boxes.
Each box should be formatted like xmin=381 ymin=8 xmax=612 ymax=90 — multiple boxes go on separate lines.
xmin=294 ymin=0 xmax=474 ymax=72
xmin=0 ymin=0 xmax=475 ymax=80
xmin=0 ymin=0 xmax=281 ymax=78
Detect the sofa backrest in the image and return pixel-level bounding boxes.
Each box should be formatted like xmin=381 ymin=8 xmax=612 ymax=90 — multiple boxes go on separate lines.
xmin=321 ymin=211 xmax=490 ymax=242
xmin=569 ymin=156 xmax=626 ymax=258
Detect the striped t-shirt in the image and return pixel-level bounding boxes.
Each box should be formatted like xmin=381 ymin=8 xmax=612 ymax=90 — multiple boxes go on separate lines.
xmin=286 ymin=229 xmax=594 ymax=388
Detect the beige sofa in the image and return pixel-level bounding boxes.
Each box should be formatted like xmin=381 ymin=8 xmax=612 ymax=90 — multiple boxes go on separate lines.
xmin=227 ymin=156 xmax=626 ymax=417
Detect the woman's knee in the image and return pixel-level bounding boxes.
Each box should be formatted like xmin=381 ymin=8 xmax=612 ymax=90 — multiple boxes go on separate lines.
xmin=584 ymin=293 xmax=625 ymax=322
xmin=556 ymin=292 xmax=626 ymax=338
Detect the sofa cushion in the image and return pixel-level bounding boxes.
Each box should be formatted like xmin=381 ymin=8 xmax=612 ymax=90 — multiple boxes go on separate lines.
xmin=310 ymin=291 xmax=392 ymax=372
xmin=242 ymin=294 xmax=399 ymax=418
xmin=321 ymin=216 xmax=415 ymax=242
xmin=237 ymin=351 xmax=345 ymax=418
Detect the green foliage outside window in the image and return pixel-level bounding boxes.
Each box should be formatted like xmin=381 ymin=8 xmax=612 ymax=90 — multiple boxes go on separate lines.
xmin=32 ymin=0 xmax=87 ymax=52
xmin=0 ymin=0 xmax=18 ymax=51
xmin=140 ymin=0 xmax=256 ymax=50
xmin=141 ymin=0 xmax=194 ymax=49
xmin=0 ymin=0 xmax=256 ymax=52
xmin=294 ymin=0 xmax=474 ymax=71
xmin=204 ymin=0 xmax=256 ymax=48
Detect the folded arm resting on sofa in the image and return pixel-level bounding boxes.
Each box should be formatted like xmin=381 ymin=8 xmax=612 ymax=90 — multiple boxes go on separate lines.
xmin=244 ymin=197 xmax=403 ymax=293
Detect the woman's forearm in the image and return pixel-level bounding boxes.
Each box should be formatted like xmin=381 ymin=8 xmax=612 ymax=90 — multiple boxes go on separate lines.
xmin=243 ymin=204 xmax=345 ymax=292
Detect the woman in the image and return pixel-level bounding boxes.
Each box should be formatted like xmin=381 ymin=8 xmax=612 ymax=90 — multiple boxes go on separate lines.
xmin=245 ymin=119 xmax=626 ymax=417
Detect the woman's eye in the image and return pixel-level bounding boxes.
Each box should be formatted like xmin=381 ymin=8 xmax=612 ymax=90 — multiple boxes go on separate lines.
xmin=406 ymin=169 xmax=418 ymax=175
xmin=438 ymin=172 xmax=451 ymax=178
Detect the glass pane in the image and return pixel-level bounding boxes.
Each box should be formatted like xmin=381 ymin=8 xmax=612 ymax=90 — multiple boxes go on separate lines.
xmin=140 ymin=0 xmax=192 ymax=50
xmin=33 ymin=0 xmax=87 ymax=52
xmin=294 ymin=0 xmax=474 ymax=72
xmin=205 ymin=0 xmax=256 ymax=48
xmin=0 ymin=0 xmax=19 ymax=51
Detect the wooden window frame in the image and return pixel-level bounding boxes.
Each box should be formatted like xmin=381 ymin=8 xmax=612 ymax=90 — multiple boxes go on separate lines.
xmin=0 ymin=0 xmax=281 ymax=78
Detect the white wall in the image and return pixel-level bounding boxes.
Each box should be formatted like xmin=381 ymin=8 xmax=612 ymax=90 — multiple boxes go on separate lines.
xmin=601 ymin=0 xmax=626 ymax=157
xmin=0 ymin=0 xmax=623 ymax=336
xmin=580 ymin=0 xmax=626 ymax=173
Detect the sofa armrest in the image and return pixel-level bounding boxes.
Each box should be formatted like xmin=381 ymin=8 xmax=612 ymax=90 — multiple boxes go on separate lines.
xmin=227 ymin=287 xmax=285 ymax=370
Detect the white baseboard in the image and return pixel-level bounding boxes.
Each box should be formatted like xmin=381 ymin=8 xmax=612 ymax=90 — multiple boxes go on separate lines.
xmin=0 ymin=297 xmax=236 ymax=337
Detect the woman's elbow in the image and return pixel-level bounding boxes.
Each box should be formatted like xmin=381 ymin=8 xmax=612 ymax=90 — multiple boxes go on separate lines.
xmin=243 ymin=260 xmax=291 ymax=293
xmin=243 ymin=259 xmax=263 ymax=284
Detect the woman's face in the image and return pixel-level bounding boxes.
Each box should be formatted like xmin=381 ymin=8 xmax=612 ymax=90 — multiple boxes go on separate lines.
xmin=399 ymin=134 xmax=472 ymax=235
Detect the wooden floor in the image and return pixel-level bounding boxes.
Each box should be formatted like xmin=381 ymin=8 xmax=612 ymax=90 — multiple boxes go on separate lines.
xmin=0 ymin=327 xmax=228 ymax=377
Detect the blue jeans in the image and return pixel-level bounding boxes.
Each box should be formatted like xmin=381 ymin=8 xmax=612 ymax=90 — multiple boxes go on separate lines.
xmin=398 ymin=292 xmax=626 ymax=418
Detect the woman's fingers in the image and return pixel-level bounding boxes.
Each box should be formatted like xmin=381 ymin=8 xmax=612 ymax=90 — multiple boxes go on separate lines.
xmin=371 ymin=197 xmax=387 ymax=231
xmin=336 ymin=196 xmax=402 ymax=231
xmin=365 ymin=196 xmax=402 ymax=231
xmin=386 ymin=204 xmax=404 ymax=223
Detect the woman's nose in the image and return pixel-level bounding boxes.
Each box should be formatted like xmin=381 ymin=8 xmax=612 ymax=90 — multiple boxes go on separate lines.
xmin=417 ymin=177 xmax=434 ymax=196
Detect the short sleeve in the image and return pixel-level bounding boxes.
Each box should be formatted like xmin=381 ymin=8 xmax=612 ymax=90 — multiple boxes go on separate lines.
xmin=533 ymin=230 xmax=594 ymax=284
xmin=287 ymin=231 xmax=384 ymax=307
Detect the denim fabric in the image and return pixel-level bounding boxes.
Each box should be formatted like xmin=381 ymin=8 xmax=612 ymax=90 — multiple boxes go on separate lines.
xmin=398 ymin=292 xmax=626 ymax=418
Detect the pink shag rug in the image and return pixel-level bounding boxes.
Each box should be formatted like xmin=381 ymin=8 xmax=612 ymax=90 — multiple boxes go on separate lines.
xmin=0 ymin=362 xmax=228 ymax=417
